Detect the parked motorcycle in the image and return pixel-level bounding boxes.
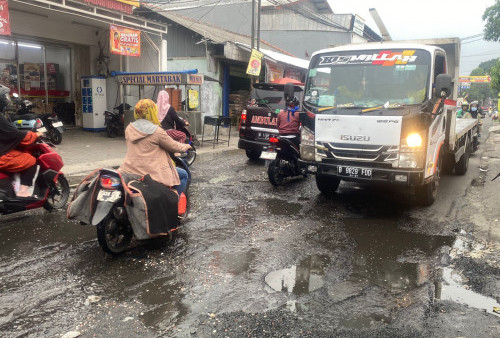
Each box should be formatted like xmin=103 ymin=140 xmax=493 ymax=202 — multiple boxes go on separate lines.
xmin=266 ymin=134 xmax=306 ymax=186
xmin=9 ymin=95 xmax=63 ymax=144
xmin=104 ymin=103 xmax=130 ymax=138
xmin=0 ymin=133 xmax=70 ymax=215
xmin=68 ymin=156 xmax=190 ymax=254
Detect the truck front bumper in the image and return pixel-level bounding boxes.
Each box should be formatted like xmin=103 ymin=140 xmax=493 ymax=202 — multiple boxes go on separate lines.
xmin=298 ymin=159 xmax=425 ymax=186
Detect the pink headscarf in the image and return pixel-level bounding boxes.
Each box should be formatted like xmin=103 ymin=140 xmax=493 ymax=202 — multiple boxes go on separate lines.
xmin=156 ymin=90 xmax=171 ymax=122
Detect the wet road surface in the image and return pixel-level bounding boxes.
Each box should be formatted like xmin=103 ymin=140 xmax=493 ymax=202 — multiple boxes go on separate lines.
xmin=1 ymin=144 xmax=499 ymax=337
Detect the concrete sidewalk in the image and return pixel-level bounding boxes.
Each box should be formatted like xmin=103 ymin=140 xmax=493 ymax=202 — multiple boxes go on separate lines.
xmin=57 ymin=125 xmax=241 ymax=181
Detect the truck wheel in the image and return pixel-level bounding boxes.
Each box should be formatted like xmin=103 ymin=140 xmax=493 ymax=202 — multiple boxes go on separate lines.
xmin=416 ymin=154 xmax=441 ymax=206
xmin=315 ymin=174 xmax=340 ymax=196
xmin=268 ymin=159 xmax=284 ymax=186
xmin=455 ymin=138 xmax=471 ymax=175
xmin=246 ymin=149 xmax=262 ymax=160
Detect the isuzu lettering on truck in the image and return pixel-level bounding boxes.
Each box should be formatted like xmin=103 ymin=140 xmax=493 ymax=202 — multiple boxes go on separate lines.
xmin=298 ymin=40 xmax=478 ymax=206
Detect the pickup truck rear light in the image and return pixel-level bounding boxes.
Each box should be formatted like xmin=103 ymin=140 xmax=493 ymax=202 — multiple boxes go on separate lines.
xmin=239 ymin=110 xmax=247 ymax=131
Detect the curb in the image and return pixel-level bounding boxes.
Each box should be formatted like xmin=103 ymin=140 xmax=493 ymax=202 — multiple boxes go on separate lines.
xmin=66 ymin=146 xmax=243 ymax=187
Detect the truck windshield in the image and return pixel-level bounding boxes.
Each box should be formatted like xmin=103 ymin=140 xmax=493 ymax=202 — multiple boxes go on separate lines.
xmin=304 ymin=49 xmax=431 ymax=110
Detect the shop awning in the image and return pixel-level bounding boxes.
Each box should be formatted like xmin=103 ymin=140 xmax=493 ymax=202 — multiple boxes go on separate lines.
xmin=234 ymin=43 xmax=309 ymax=70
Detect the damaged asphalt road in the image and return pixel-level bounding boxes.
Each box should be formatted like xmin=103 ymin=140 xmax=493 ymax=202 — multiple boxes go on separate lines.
xmin=1 ymin=141 xmax=500 ymax=337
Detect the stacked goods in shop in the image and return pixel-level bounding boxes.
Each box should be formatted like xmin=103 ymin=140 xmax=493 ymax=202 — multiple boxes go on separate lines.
xmin=164 ymin=87 xmax=183 ymax=111
xmin=229 ymin=90 xmax=249 ymax=125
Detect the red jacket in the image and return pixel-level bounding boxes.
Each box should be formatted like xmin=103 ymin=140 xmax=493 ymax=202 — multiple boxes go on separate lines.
xmin=277 ymin=109 xmax=300 ymax=135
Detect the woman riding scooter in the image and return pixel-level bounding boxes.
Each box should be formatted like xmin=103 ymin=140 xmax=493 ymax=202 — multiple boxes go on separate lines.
xmin=0 ymin=106 xmax=44 ymax=197
xmin=119 ymin=99 xmax=191 ymax=196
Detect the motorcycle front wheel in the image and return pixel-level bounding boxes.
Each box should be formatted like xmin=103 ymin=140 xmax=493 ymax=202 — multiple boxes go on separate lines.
xmin=97 ymin=214 xmax=133 ymax=254
xmin=48 ymin=129 xmax=62 ymax=145
xmin=184 ymin=145 xmax=196 ymax=166
xmin=268 ymin=159 xmax=284 ymax=186
xmin=43 ymin=174 xmax=70 ymax=210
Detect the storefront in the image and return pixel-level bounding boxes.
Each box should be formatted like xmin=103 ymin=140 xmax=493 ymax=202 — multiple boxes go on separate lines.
xmin=6 ymin=0 xmax=169 ymax=127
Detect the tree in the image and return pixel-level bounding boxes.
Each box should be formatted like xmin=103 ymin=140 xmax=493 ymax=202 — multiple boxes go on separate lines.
xmin=478 ymin=58 xmax=499 ymax=73
xmin=490 ymin=60 xmax=500 ymax=93
xmin=483 ymin=0 xmax=500 ymax=42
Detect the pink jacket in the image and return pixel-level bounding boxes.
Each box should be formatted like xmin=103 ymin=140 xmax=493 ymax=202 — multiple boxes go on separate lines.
xmin=119 ymin=120 xmax=190 ymax=187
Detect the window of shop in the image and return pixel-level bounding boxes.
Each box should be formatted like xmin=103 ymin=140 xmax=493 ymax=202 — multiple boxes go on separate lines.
xmin=0 ymin=38 xmax=71 ymax=115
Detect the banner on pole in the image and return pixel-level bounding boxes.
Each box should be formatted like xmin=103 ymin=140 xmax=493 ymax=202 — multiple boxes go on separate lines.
xmin=246 ymin=49 xmax=264 ymax=76
xmin=0 ymin=1 xmax=11 ymax=36
xmin=110 ymin=25 xmax=141 ymax=57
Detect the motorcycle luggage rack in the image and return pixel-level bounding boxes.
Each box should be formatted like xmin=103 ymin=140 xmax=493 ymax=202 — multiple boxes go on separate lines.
xmin=201 ymin=116 xmax=231 ymax=149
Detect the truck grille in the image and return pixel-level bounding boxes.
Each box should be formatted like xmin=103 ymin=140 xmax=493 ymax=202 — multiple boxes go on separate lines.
xmin=316 ymin=142 xmax=399 ymax=164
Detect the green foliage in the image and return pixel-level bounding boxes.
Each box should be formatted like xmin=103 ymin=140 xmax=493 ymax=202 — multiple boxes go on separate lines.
xmin=466 ymin=83 xmax=495 ymax=102
xmin=491 ymin=60 xmax=500 ymax=93
xmin=478 ymin=58 xmax=499 ymax=73
xmin=470 ymin=67 xmax=486 ymax=76
xmin=483 ymin=0 xmax=500 ymax=42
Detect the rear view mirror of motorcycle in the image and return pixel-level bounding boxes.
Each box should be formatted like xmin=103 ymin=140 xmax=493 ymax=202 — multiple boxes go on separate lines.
xmin=284 ymin=83 xmax=295 ymax=104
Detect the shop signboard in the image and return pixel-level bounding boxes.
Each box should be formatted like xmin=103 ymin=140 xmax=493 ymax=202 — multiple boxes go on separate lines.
xmin=187 ymin=74 xmax=204 ymax=85
xmin=120 ymin=74 xmax=183 ymax=85
xmin=84 ymin=0 xmax=133 ymax=14
xmin=352 ymin=15 xmax=365 ymax=36
xmin=246 ymin=49 xmax=264 ymax=76
xmin=0 ymin=0 xmax=11 ymax=36
xmin=110 ymin=25 xmax=141 ymax=57
xmin=459 ymin=76 xmax=491 ymax=83
xmin=265 ymin=60 xmax=284 ymax=83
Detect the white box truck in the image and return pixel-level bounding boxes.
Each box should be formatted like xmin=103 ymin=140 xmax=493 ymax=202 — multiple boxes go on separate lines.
xmin=298 ymin=38 xmax=478 ymax=205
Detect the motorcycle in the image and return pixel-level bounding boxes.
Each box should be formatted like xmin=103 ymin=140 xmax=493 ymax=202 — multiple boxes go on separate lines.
xmin=104 ymin=103 xmax=130 ymax=138
xmin=68 ymin=156 xmax=190 ymax=254
xmin=0 ymin=132 xmax=70 ymax=215
xmin=9 ymin=95 xmax=63 ymax=144
xmin=266 ymin=134 xmax=307 ymax=186
xmin=177 ymin=119 xmax=197 ymax=166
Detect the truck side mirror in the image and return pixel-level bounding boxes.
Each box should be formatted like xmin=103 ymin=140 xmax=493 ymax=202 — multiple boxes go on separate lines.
xmin=434 ymin=74 xmax=452 ymax=99
xmin=284 ymin=83 xmax=295 ymax=103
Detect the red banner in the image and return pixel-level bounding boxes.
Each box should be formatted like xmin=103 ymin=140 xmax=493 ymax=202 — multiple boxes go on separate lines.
xmin=83 ymin=0 xmax=133 ymax=15
xmin=0 ymin=1 xmax=11 ymax=36
xmin=110 ymin=25 xmax=141 ymax=57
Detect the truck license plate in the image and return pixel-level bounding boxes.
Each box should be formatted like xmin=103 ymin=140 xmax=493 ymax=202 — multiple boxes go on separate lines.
xmin=260 ymin=151 xmax=277 ymax=160
xmin=337 ymin=166 xmax=372 ymax=179
xmin=97 ymin=190 xmax=122 ymax=202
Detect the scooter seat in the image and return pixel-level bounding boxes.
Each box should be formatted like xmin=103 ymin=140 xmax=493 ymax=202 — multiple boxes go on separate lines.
xmin=11 ymin=113 xmax=38 ymax=121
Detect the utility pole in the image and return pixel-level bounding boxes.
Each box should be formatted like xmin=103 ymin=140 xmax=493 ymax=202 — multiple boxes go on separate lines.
xmin=257 ymin=0 xmax=261 ymax=51
xmin=251 ymin=0 xmax=255 ymax=51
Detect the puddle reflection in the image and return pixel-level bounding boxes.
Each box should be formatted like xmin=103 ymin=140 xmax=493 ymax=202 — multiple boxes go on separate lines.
xmin=265 ymin=255 xmax=330 ymax=295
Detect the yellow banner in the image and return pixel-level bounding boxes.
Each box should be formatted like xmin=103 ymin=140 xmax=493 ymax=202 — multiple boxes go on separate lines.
xmin=115 ymin=0 xmax=140 ymax=6
xmin=110 ymin=25 xmax=141 ymax=57
xmin=246 ymin=49 xmax=264 ymax=76
xmin=188 ymin=89 xmax=199 ymax=109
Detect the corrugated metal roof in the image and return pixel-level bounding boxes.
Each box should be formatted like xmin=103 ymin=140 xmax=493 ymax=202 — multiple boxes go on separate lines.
xmin=235 ymin=43 xmax=309 ymax=69
xmin=150 ymin=11 xmax=296 ymax=56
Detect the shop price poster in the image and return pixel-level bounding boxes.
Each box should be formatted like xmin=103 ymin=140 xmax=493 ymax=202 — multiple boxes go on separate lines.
xmin=246 ymin=49 xmax=263 ymax=76
xmin=0 ymin=0 xmax=11 ymax=36
xmin=110 ymin=25 xmax=141 ymax=57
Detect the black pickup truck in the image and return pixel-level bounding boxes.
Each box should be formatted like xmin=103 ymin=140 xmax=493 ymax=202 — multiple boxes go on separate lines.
xmin=238 ymin=83 xmax=303 ymax=160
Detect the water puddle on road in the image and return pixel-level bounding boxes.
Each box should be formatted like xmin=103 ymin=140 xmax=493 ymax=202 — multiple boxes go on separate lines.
xmin=265 ymin=255 xmax=331 ymax=295
xmin=210 ymin=248 xmax=259 ymax=276
xmin=264 ymin=198 xmax=302 ymax=216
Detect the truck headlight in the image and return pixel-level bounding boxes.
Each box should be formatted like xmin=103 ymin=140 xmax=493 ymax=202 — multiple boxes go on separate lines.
xmin=301 ymin=127 xmax=314 ymax=146
xmin=406 ymin=133 xmax=423 ymax=148
xmin=398 ymin=153 xmax=419 ymax=168
xmin=300 ymin=127 xmax=315 ymax=161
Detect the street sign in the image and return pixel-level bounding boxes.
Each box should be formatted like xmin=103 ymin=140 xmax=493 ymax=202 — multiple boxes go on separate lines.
xmin=459 ymin=76 xmax=491 ymax=83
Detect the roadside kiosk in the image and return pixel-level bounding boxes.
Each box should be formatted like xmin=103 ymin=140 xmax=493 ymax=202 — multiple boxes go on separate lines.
xmin=110 ymin=70 xmax=204 ymax=134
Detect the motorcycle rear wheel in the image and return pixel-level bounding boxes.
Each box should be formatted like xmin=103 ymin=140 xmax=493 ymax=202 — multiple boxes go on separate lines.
xmin=106 ymin=124 xmax=118 ymax=138
xmin=43 ymin=174 xmax=70 ymax=210
xmin=49 ymin=129 xmax=62 ymax=145
xmin=97 ymin=215 xmax=133 ymax=254
xmin=268 ymin=159 xmax=284 ymax=186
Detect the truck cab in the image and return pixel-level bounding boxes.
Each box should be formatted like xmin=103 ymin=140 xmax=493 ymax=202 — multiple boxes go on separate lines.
xmin=299 ymin=40 xmax=477 ymax=205
xmin=238 ymin=83 xmax=303 ymax=160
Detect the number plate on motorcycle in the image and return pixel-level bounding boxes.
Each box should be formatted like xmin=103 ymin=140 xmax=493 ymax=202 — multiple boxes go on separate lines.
xmin=260 ymin=151 xmax=277 ymax=160
xmin=97 ymin=190 xmax=122 ymax=202
xmin=337 ymin=166 xmax=372 ymax=179
xmin=52 ymin=121 xmax=63 ymax=128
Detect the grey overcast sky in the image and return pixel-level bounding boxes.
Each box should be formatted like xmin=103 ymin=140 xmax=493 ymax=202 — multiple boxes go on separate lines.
xmin=328 ymin=0 xmax=500 ymax=75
